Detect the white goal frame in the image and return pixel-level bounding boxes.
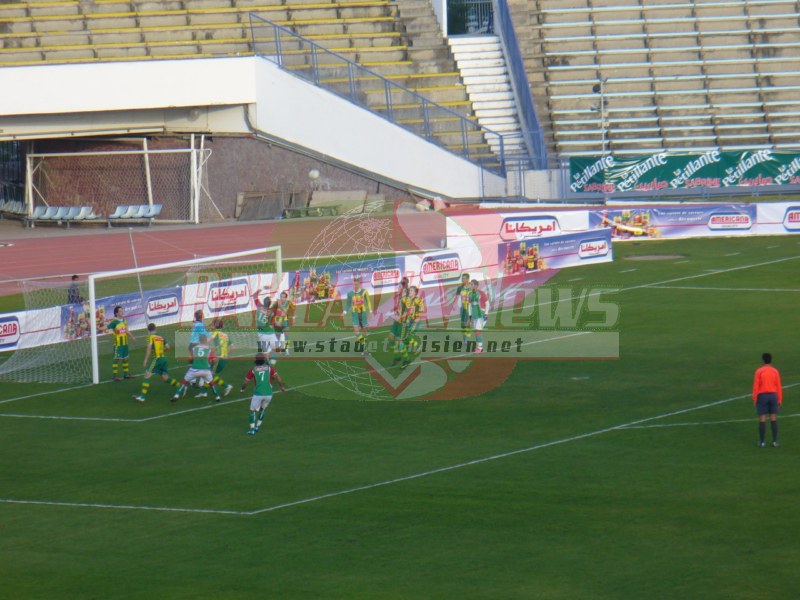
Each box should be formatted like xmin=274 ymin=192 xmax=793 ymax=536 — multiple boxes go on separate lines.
xmin=25 ymin=141 xmax=219 ymax=224
xmin=88 ymin=245 xmax=282 ymax=384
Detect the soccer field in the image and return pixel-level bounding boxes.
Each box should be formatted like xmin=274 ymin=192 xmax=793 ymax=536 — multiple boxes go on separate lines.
xmin=1 ymin=235 xmax=799 ymax=599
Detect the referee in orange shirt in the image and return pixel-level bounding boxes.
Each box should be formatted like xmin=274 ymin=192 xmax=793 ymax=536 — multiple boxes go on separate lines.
xmin=753 ymin=353 xmax=783 ymax=448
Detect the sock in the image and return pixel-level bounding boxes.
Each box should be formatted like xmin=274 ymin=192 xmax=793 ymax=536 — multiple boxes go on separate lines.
xmin=257 ymin=408 xmax=266 ymax=428
xmin=140 ymin=381 xmax=150 ymax=398
xmin=112 ymin=362 xmax=119 ymax=377
xmin=168 ymin=378 xmax=179 ymax=387
xmin=476 ymin=333 xmax=483 ymax=349
xmin=759 ymin=422 xmax=766 ymax=443
xmin=771 ymin=420 xmax=778 ymax=442
xmin=122 ymin=360 xmax=130 ymax=376
xmin=175 ymin=383 xmax=187 ymax=397
xmin=213 ymin=376 xmax=225 ymax=387
xmin=249 ymin=411 xmax=257 ymax=430
xmin=210 ymin=383 xmax=221 ymax=399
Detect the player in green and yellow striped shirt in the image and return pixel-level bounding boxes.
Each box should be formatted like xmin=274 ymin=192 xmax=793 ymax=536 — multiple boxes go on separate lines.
xmin=196 ymin=319 xmax=234 ymax=398
xmin=396 ymin=286 xmax=426 ymax=367
xmin=346 ymin=278 xmax=372 ymax=350
xmin=106 ymin=305 xmax=137 ymax=381
xmin=134 ymin=323 xmax=179 ymax=402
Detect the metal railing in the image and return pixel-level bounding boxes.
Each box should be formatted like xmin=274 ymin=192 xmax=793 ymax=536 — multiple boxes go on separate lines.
xmin=248 ymin=13 xmax=506 ymax=175
xmin=448 ymin=0 xmax=494 ymax=35
xmin=492 ymin=0 xmax=548 ymax=170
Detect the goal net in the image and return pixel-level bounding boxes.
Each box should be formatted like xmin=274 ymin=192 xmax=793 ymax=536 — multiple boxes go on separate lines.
xmin=0 ymin=246 xmax=282 ymax=384
xmin=0 ymin=277 xmax=92 ymax=383
xmin=26 ymin=147 xmax=220 ymax=223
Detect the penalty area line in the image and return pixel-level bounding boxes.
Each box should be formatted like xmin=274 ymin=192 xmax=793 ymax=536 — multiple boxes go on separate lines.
xmin=0 ymin=497 xmax=244 ymax=516
xmin=245 ymin=389 xmax=765 ymax=515
xmin=3 ymin=387 xmax=795 ymax=517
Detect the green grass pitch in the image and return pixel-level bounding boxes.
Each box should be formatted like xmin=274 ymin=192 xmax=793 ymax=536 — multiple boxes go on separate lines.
xmin=1 ymin=235 xmax=799 ymax=599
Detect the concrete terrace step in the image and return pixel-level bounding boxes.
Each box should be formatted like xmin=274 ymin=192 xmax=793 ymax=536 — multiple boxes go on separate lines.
xmin=362 ymin=84 xmax=469 ymax=104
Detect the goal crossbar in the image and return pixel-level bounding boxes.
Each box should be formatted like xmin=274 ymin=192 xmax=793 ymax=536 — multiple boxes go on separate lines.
xmin=88 ymin=245 xmax=282 ymax=384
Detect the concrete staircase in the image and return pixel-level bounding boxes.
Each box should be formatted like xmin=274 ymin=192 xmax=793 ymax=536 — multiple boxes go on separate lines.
xmin=448 ymin=35 xmax=529 ymax=168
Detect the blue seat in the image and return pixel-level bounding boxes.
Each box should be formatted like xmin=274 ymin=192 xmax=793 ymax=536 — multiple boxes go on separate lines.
xmin=64 ymin=206 xmax=82 ymax=220
xmin=40 ymin=206 xmax=59 ymax=219
xmin=108 ymin=205 xmax=129 ymax=220
xmin=142 ymin=204 xmax=162 ymax=219
xmin=53 ymin=207 xmax=71 ymax=220
xmin=74 ymin=206 xmax=96 ymax=220
xmin=130 ymin=205 xmax=149 ymax=219
xmin=29 ymin=206 xmax=47 ymax=219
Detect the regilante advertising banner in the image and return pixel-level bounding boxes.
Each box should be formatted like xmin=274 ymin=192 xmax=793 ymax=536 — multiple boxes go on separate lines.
xmin=570 ymin=151 xmax=800 ymax=193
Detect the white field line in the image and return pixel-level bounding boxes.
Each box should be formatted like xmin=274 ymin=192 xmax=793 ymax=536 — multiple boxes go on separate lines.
xmin=0 ymin=498 xmax=242 ymax=516
xmin=725 ymin=252 xmax=741 ymax=256
xmin=674 ymin=260 xmax=690 ymax=264
xmin=623 ymin=413 xmax=800 ymax=430
xmin=619 ymin=268 xmax=637 ymax=273
xmin=0 ymin=388 xmax=776 ymax=517
xmin=647 ymin=286 xmax=800 ymax=292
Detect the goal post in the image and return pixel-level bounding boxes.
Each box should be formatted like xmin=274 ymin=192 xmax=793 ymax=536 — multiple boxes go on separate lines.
xmin=25 ymin=146 xmax=220 ymax=223
xmin=87 ymin=245 xmax=282 ymax=384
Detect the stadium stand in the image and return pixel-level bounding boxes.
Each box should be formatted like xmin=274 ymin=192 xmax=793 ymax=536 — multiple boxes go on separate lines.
xmin=517 ymin=0 xmax=800 ymax=157
xmin=0 ymin=0 xmax=500 ymax=165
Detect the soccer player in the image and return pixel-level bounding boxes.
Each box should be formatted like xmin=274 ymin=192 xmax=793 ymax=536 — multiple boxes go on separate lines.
xmin=188 ymin=309 xmax=207 ymax=356
xmin=753 ymin=352 xmax=783 ymax=447
xmin=468 ymin=280 xmax=488 ymax=353
xmin=346 ymin=277 xmax=371 ymax=351
xmin=106 ymin=305 xmax=137 ymax=380
xmin=387 ymin=277 xmax=410 ymax=365
xmin=240 ymin=353 xmax=287 ymax=436
xmin=272 ymin=291 xmax=295 ymax=355
xmin=134 ymin=323 xmax=180 ymax=402
xmin=252 ymin=287 xmax=278 ymax=356
xmin=196 ymin=319 xmax=234 ymax=398
xmin=397 ymin=285 xmax=426 ymax=367
xmin=172 ymin=334 xmax=221 ymax=403
xmin=452 ymin=273 xmax=472 ymax=344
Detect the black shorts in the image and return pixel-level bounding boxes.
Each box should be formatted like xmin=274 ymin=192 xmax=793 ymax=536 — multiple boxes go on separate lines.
xmin=756 ymin=392 xmax=780 ymax=416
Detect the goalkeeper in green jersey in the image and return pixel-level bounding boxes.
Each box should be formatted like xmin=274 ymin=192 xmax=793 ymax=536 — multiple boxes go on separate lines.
xmin=240 ymin=353 xmax=287 ymax=436
xmin=172 ymin=335 xmax=221 ymax=403
xmin=134 ymin=323 xmax=180 ymax=402
xmin=106 ymin=305 xmax=137 ymax=380
xmin=345 ymin=278 xmax=372 ymax=352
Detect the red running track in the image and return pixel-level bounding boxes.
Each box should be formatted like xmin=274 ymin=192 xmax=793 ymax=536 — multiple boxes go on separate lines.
xmin=0 ymin=209 xmax=446 ymax=296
